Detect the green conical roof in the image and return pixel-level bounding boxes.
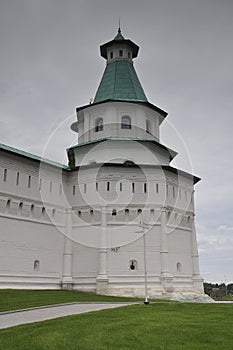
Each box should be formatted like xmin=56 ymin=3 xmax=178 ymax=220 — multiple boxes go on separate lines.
xmin=94 ymin=60 xmax=148 ymax=103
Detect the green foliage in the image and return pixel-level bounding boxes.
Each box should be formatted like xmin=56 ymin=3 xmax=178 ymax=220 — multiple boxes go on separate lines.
xmin=204 ymin=282 xmax=233 ymax=299
xmin=0 ymin=289 xmax=142 ymax=312
xmin=1 ymin=303 xmax=233 ymax=349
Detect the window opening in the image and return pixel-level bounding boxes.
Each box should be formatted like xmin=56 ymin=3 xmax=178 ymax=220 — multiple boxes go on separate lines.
xmin=95 ymin=118 xmax=103 ymax=132
xmin=3 ymin=169 xmax=7 ymax=182
xmin=73 ymin=185 xmax=76 ymax=195
xmin=121 ymin=116 xmax=131 ymax=129
xmin=28 ymin=176 xmax=31 ymax=188
xmin=144 ymin=183 xmax=147 ymax=193
xmin=132 ymin=182 xmax=135 ymax=193
xmin=156 ymin=183 xmax=159 ymax=193
xmin=112 ymin=209 xmax=117 ymax=216
xmin=146 ymin=120 xmax=151 ymax=134
xmin=119 ymin=50 xmax=123 ymax=57
xmin=16 ymin=172 xmax=19 ymax=186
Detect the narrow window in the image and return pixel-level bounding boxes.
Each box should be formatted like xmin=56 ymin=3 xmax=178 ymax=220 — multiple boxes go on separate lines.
xmin=41 ymin=207 xmax=45 ymax=216
xmin=52 ymin=209 xmax=56 ymax=217
xmin=28 ymin=176 xmax=31 ymax=188
xmin=19 ymin=202 xmax=23 ymax=214
xmin=73 ymin=185 xmax=76 ymax=195
xmin=84 ymin=184 xmax=87 ymax=193
xmin=125 ymin=209 xmax=129 ymax=222
xmin=78 ymin=210 xmax=82 ymax=217
xmin=173 ymin=187 xmax=175 ymax=198
xmin=179 ymin=189 xmax=181 ymax=199
xmin=50 ymin=181 xmax=52 ymax=192
xmin=121 ymin=116 xmax=131 ymax=129
xmin=119 ymin=50 xmax=123 ymax=57
xmin=34 ymin=260 xmax=40 ymax=271
xmin=112 ymin=209 xmax=117 ymax=216
xmin=128 ymin=52 xmax=131 ymax=59
xmin=110 ymin=51 xmax=113 ymax=59
xmin=156 ymin=183 xmax=159 ymax=193
xmin=120 ymin=182 xmax=122 ymax=191
xmin=144 ymin=183 xmax=147 ymax=193
xmin=177 ymin=262 xmax=182 ymax=273
xmin=31 ymin=204 xmax=35 ymax=214
xmin=16 ymin=172 xmax=19 ymax=186
xmin=107 ymin=182 xmax=110 ymax=191
xmin=3 ymin=169 xmax=7 ymax=182
xmin=146 ymin=120 xmax=151 ymax=134
xmin=166 ymin=184 xmax=169 ymax=196
xmin=95 ymin=118 xmax=103 ymax=132
xmin=185 ymin=191 xmax=187 ymax=201
xmin=132 ymin=182 xmax=135 ymax=193
xmin=39 ymin=178 xmax=42 ymax=191
xmin=96 ymin=182 xmax=98 ymax=191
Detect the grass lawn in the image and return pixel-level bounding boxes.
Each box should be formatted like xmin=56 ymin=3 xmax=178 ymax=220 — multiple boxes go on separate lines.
xmin=0 ymin=289 xmax=143 ymax=312
xmin=0 ymin=303 xmax=233 ymax=350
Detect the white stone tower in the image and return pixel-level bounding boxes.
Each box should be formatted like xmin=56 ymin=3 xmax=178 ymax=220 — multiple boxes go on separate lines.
xmin=67 ymin=27 xmax=204 ymax=299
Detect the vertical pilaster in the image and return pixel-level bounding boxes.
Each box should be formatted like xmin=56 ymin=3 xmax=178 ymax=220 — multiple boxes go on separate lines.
xmin=96 ymin=206 xmax=108 ymax=294
xmin=62 ymin=208 xmax=73 ymax=290
xmin=160 ymin=207 xmax=173 ymax=292
xmin=191 ymin=215 xmax=204 ymax=291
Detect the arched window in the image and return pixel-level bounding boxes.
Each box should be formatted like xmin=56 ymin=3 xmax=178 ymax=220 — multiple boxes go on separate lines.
xmin=95 ymin=118 xmax=103 ymax=132
xmin=112 ymin=209 xmax=117 ymax=216
xmin=177 ymin=262 xmax=182 ymax=272
xmin=146 ymin=120 xmax=151 ymax=134
xmin=121 ymin=116 xmax=131 ymax=129
xmin=34 ymin=260 xmax=40 ymax=271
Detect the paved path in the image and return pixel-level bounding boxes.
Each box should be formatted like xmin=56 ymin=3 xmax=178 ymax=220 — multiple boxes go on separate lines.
xmin=0 ymin=302 xmax=136 ymax=330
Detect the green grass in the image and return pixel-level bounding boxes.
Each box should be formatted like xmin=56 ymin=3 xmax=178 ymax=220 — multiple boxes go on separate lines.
xmin=1 ymin=303 xmax=233 ymax=349
xmin=0 ymin=289 xmax=143 ymax=312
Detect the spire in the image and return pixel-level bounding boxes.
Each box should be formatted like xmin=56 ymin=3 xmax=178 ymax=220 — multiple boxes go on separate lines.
xmin=114 ymin=24 xmax=125 ymax=41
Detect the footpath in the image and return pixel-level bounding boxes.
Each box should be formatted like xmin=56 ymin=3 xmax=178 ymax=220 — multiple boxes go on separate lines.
xmin=0 ymin=302 xmax=137 ymax=329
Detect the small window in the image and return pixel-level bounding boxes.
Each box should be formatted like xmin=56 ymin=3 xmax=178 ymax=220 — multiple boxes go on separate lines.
xmin=96 ymin=182 xmax=98 ymax=191
xmin=129 ymin=260 xmax=138 ymax=270
xmin=84 ymin=184 xmax=87 ymax=193
xmin=121 ymin=116 xmax=131 ymax=129
xmin=144 ymin=183 xmax=147 ymax=193
xmin=166 ymin=184 xmax=169 ymax=196
xmin=19 ymin=202 xmax=23 ymax=214
xmin=78 ymin=210 xmax=82 ymax=217
xmin=31 ymin=204 xmax=35 ymax=213
xmin=137 ymin=209 xmax=142 ymax=214
xmin=112 ymin=209 xmax=117 ymax=216
xmin=119 ymin=50 xmax=123 ymax=57
xmin=73 ymin=185 xmax=75 ymax=195
xmin=132 ymin=182 xmax=135 ymax=193
xmin=119 ymin=182 xmax=123 ymax=191
xmin=39 ymin=178 xmax=42 ymax=191
xmin=110 ymin=51 xmax=113 ymax=59
xmin=6 ymin=199 xmax=10 ymax=208
xmin=28 ymin=176 xmax=31 ymax=188
xmin=156 ymin=183 xmax=159 ymax=194
xmin=52 ymin=209 xmax=56 ymax=217
xmin=50 ymin=181 xmax=52 ymax=192
xmin=107 ymin=182 xmax=110 ymax=191
xmin=16 ymin=172 xmax=19 ymax=186
xmin=34 ymin=260 xmax=40 ymax=271
xmin=128 ymin=52 xmax=131 ymax=59
xmin=177 ymin=262 xmax=182 ymax=273
xmin=42 ymin=207 xmax=45 ymax=216
xmin=3 ymin=169 xmax=7 ymax=182
xmin=146 ymin=120 xmax=151 ymax=134
xmin=90 ymin=210 xmax=94 ymax=216
xmin=95 ymin=118 xmax=103 ymax=132
xmin=179 ymin=189 xmax=181 ymax=199
xmin=173 ymin=187 xmax=175 ymax=198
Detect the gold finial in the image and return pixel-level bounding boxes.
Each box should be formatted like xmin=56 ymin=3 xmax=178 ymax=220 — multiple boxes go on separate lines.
xmin=118 ymin=18 xmax=121 ymax=33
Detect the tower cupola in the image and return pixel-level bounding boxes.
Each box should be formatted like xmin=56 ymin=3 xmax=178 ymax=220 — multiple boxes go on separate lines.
xmin=100 ymin=27 xmax=139 ymax=64
xmin=94 ymin=28 xmax=147 ymax=103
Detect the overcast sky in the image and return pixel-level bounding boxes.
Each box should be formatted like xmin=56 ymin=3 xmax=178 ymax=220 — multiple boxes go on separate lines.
xmin=1 ymin=0 xmax=233 ymax=283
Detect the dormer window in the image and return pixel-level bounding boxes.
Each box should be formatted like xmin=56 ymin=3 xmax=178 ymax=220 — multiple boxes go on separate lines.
xmin=119 ymin=50 xmax=123 ymax=57
xmin=121 ymin=116 xmax=131 ymax=129
xmin=110 ymin=52 xmax=113 ymax=59
xmin=95 ymin=118 xmax=104 ymax=132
